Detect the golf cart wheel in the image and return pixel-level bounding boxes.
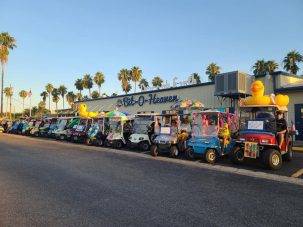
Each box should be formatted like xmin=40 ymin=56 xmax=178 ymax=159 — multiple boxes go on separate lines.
xmin=169 ymin=145 xmax=179 ymax=158
xmin=140 ymin=141 xmax=150 ymax=151
xmin=230 ymin=145 xmax=245 ymax=164
xmin=263 ymin=149 xmax=282 ymax=170
xmin=35 ymin=132 xmax=39 ymax=137
xmin=114 ymin=140 xmax=123 ymax=149
xmin=97 ymin=139 xmax=104 ymax=147
xmin=86 ymin=138 xmax=93 ymax=146
xmin=185 ymin=147 xmax=195 ymax=160
xmin=205 ymin=149 xmax=217 ymax=164
xmin=150 ymin=144 xmax=159 ymax=157
xmin=283 ymin=145 xmax=293 ymax=162
xmin=59 ymin=135 xmax=66 ymax=140
xmin=72 ymin=136 xmax=78 ymax=143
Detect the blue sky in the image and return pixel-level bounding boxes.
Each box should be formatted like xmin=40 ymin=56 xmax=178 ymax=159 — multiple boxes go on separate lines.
xmin=1 ymin=0 xmax=303 ymax=112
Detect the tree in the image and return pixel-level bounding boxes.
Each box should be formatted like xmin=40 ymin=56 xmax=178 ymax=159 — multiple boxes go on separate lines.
xmin=0 ymin=32 xmax=16 ymax=116
xmin=152 ymin=76 xmax=163 ymax=88
xmin=118 ymin=69 xmax=131 ymax=93
xmin=45 ymin=83 xmax=54 ymax=111
xmin=111 ymin=93 xmax=118 ymax=97
xmin=265 ymin=60 xmax=279 ymax=73
xmin=51 ymin=88 xmax=60 ymax=113
xmin=94 ymin=72 xmax=105 ymax=97
xmin=191 ymin=73 xmax=201 ymax=83
xmin=82 ymin=74 xmax=93 ymax=97
xmin=66 ymin=91 xmax=77 ymax=107
xmin=40 ymin=91 xmax=48 ymax=103
xmin=74 ymin=78 xmax=84 ymax=95
xmin=130 ymin=66 xmax=142 ymax=93
xmin=252 ymin=60 xmax=267 ymax=75
xmin=4 ymin=87 xmax=11 ymax=116
xmin=206 ymin=63 xmax=220 ymax=82
xmin=58 ymin=85 xmax=67 ymax=109
xmin=283 ymin=51 xmax=303 ymax=75
xmin=19 ymin=90 xmax=27 ymax=117
xmin=91 ymin=90 xmax=100 ymax=99
xmin=138 ymin=78 xmax=149 ymax=90
xmin=76 ymin=92 xmax=83 ymax=101
xmin=122 ymin=82 xmax=132 ymax=94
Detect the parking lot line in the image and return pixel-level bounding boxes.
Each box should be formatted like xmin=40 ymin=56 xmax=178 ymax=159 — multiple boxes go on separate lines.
xmin=291 ymin=169 xmax=303 ymax=178
xmin=293 ymin=147 xmax=303 ymax=151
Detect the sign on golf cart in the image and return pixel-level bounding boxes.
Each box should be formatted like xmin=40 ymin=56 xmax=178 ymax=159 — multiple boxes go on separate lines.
xmin=244 ymin=142 xmax=258 ymax=158
xmin=247 ymin=121 xmax=264 ymax=130
xmin=160 ymin=127 xmax=171 ymax=135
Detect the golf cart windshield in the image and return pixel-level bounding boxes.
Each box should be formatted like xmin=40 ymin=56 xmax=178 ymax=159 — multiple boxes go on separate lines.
xmin=109 ymin=120 xmax=122 ymax=134
xmin=76 ymin=119 xmax=87 ymax=132
xmin=57 ymin=119 xmax=67 ymax=130
xmin=133 ymin=118 xmax=150 ymax=134
xmin=35 ymin=121 xmax=41 ymax=127
xmin=240 ymin=107 xmax=276 ymax=133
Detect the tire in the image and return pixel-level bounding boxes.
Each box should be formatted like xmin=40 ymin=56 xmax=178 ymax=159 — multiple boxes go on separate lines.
xmin=114 ymin=140 xmax=123 ymax=149
xmin=97 ymin=139 xmax=104 ymax=147
xmin=35 ymin=132 xmax=39 ymax=137
xmin=169 ymin=145 xmax=179 ymax=158
xmin=230 ymin=145 xmax=245 ymax=164
xmin=204 ymin=149 xmax=217 ymax=164
xmin=72 ymin=136 xmax=78 ymax=143
xmin=59 ymin=135 xmax=66 ymax=141
xmin=140 ymin=141 xmax=150 ymax=151
xmin=86 ymin=138 xmax=93 ymax=146
xmin=185 ymin=147 xmax=195 ymax=160
xmin=283 ymin=145 xmax=293 ymax=162
xmin=263 ymin=149 xmax=282 ymax=170
xmin=150 ymin=144 xmax=159 ymax=157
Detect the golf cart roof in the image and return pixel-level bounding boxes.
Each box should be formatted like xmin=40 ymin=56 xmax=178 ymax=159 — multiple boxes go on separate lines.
xmin=240 ymin=105 xmax=288 ymax=112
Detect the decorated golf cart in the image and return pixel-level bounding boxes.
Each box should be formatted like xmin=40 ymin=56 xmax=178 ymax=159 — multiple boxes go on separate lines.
xmin=185 ymin=110 xmax=238 ymax=163
xmin=55 ymin=117 xmax=79 ymax=140
xmin=85 ymin=115 xmax=110 ymax=146
xmin=71 ymin=118 xmax=93 ymax=143
xmin=230 ymin=80 xmax=292 ymax=170
xmin=105 ymin=111 xmax=133 ymax=149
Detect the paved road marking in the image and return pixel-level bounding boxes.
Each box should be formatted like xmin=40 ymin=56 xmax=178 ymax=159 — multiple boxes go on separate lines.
xmin=2 ymin=134 xmax=303 ymax=186
xmin=293 ymin=147 xmax=303 ymax=151
xmin=291 ymin=169 xmax=303 ymax=178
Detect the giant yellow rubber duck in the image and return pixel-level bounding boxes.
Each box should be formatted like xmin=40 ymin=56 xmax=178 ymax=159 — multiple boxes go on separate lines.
xmin=243 ymin=80 xmax=272 ymax=105
xmin=242 ymin=80 xmax=289 ymax=107
xmin=78 ymin=104 xmax=98 ymax=118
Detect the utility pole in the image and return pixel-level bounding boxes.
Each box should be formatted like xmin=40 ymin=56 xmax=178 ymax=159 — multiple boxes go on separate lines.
xmin=9 ymin=84 xmax=12 ymax=120
xmin=28 ymin=89 xmax=32 ymax=117
xmin=13 ymin=106 xmax=15 ymax=120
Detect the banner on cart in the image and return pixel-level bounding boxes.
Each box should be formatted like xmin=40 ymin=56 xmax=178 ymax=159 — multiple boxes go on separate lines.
xmin=117 ymin=93 xmax=179 ymax=107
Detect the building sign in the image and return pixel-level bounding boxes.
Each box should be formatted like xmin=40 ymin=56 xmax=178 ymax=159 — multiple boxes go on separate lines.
xmin=142 ymin=76 xmax=198 ymax=91
xmin=117 ymin=93 xmax=179 ymax=107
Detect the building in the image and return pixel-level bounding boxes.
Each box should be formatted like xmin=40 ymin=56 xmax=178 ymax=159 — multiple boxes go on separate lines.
xmin=76 ymin=71 xmax=303 ymax=141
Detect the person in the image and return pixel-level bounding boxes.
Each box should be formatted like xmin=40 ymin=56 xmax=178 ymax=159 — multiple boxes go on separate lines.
xmin=276 ymin=110 xmax=287 ymax=150
xmin=180 ymin=116 xmax=191 ymax=134
xmin=171 ymin=120 xmax=178 ymax=134
xmin=123 ymin=120 xmax=132 ymax=141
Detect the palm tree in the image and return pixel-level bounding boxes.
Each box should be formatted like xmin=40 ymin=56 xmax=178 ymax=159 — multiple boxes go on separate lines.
xmin=283 ymin=51 xmax=303 ymax=75
xmin=152 ymin=76 xmax=163 ymax=88
xmin=40 ymin=91 xmax=48 ymax=103
xmin=252 ymin=60 xmax=266 ymax=75
xmin=206 ymin=63 xmax=220 ymax=82
xmin=123 ymin=83 xmax=132 ymax=94
xmin=45 ymin=83 xmax=54 ymax=111
xmin=74 ymin=78 xmax=84 ymax=95
xmin=82 ymin=74 xmax=93 ymax=97
xmin=94 ymin=72 xmax=105 ymax=97
xmin=191 ymin=73 xmax=201 ymax=83
xmin=139 ymin=78 xmax=149 ymax=90
xmin=0 ymin=32 xmax=17 ymax=116
xmin=76 ymin=92 xmax=83 ymax=101
xmin=91 ymin=90 xmax=100 ymax=99
xmin=4 ymin=87 xmax=10 ymax=116
xmin=118 ymin=69 xmax=131 ymax=93
xmin=51 ymin=88 xmax=60 ymax=113
xmin=265 ymin=60 xmax=279 ymax=73
xmin=58 ymin=85 xmax=67 ymax=109
xmin=19 ymin=90 xmax=27 ymax=117
xmin=66 ymin=91 xmax=77 ymax=107
xmin=130 ymin=66 xmax=142 ymax=93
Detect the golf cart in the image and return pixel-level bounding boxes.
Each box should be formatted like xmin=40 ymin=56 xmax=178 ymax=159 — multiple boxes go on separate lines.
xmin=150 ymin=112 xmax=187 ymax=158
xmin=38 ymin=118 xmax=57 ymax=137
xmin=54 ymin=117 xmax=78 ymax=140
xmin=71 ymin=118 xmax=92 ymax=143
xmin=127 ymin=114 xmax=156 ymax=151
xmin=65 ymin=118 xmax=81 ymax=141
xmin=106 ymin=116 xmax=133 ymax=149
xmin=186 ymin=110 xmax=238 ymax=163
xmin=29 ymin=118 xmax=44 ymax=137
xmin=230 ymin=105 xmax=292 ymax=170
xmin=86 ymin=117 xmax=110 ymax=146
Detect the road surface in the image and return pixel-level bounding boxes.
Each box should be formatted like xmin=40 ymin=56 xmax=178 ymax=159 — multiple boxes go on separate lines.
xmin=0 ymin=134 xmax=303 ymax=227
